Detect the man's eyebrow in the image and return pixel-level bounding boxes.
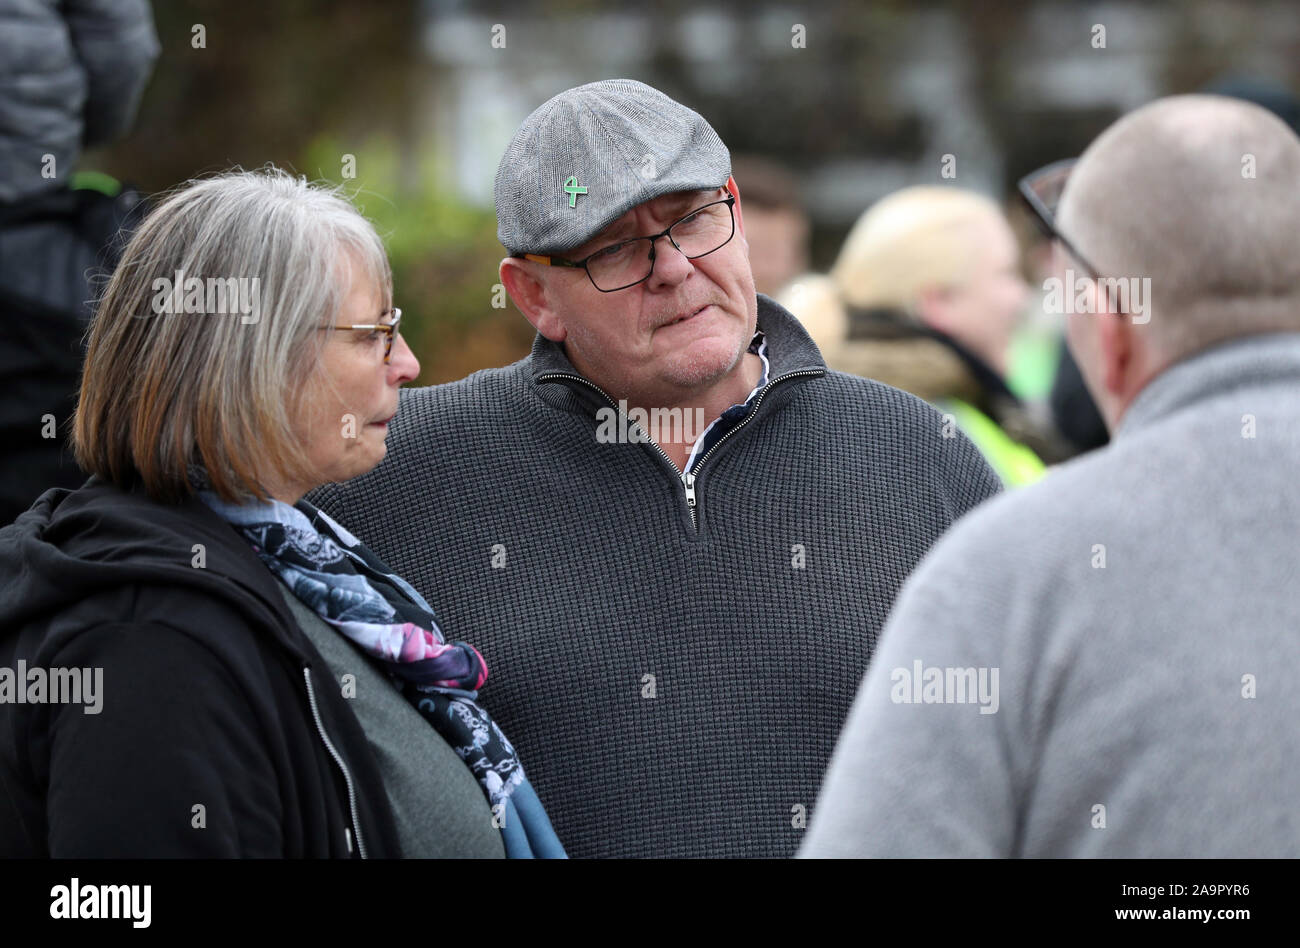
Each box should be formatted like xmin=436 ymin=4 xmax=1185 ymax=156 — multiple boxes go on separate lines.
xmin=591 ymin=191 xmax=719 ymax=245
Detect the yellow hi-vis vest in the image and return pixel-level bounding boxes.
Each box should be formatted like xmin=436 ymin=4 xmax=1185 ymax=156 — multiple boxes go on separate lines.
xmin=938 ymin=398 xmax=1045 ymax=488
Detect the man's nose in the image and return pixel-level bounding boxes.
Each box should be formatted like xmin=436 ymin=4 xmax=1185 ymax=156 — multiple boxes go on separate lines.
xmin=645 ymin=234 xmax=693 ymax=290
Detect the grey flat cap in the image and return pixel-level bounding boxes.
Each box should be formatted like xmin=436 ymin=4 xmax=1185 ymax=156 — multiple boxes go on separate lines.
xmin=495 ymin=78 xmax=731 ymax=256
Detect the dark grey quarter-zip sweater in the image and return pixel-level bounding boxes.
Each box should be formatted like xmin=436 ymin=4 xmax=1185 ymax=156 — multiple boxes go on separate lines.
xmin=306 ymin=293 xmax=1002 ymax=858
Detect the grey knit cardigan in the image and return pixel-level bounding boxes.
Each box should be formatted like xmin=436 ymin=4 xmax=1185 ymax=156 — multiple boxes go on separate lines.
xmin=307 ymin=293 xmax=1001 ymax=858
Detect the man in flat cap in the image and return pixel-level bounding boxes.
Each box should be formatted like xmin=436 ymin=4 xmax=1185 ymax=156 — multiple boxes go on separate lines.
xmin=309 ymin=78 xmax=1001 ymax=858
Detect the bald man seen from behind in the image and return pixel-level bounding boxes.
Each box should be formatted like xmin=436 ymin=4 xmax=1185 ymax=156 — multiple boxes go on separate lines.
xmin=801 ymin=94 xmax=1300 ymax=858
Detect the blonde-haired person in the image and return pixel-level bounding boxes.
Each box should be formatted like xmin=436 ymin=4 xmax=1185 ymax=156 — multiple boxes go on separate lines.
xmin=779 ymin=186 xmax=1057 ymax=486
xmin=0 ymin=168 xmax=564 ymax=858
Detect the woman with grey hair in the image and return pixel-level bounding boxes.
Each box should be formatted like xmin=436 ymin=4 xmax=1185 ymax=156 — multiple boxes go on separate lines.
xmin=0 ymin=168 xmax=565 ymax=858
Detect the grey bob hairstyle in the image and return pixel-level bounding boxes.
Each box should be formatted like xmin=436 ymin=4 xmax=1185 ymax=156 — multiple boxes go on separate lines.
xmin=73 ymin=166 xmax=392 ymax=504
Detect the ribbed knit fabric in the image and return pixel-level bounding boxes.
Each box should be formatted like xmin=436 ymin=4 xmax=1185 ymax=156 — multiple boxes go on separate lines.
xmin=306 ymin=294 xmax=1002 ymax=858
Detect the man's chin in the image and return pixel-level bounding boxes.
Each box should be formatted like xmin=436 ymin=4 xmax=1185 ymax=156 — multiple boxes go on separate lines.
xmin=659 ymin=337 xmax=750 ymax=390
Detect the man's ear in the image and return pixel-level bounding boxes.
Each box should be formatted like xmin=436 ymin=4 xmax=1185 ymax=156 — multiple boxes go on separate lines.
xmin=726 ymin=176 xmax=746 ymax=241
xmin=499 ymin=258 xmax=566 ymax=342
xmin=1094 ymin=295 xmax=1133 ymax=398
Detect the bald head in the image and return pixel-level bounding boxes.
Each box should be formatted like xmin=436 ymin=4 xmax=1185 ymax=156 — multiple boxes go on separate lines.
xmin=1060 ymin=94 xmax=1300 ymax=363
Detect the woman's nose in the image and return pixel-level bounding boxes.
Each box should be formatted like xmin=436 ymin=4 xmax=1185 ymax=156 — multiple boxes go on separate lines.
xmin=388 ymin=334 xmax=420 ymax=384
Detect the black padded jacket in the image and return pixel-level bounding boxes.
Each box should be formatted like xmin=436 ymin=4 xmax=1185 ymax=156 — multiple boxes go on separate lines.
xmin=0 ymin=476 xmax=403 ymax=857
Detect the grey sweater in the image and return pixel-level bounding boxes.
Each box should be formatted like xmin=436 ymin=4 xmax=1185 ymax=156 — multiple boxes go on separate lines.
xmin=307 ymin=294 xmax=1001 ymax=858
xmin=799 ymin=332 xmax=1300 ymax=858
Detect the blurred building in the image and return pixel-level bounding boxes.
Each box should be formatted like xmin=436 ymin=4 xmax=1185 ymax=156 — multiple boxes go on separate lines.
xmin=418 ymin=0 xmax=1300 ymax=263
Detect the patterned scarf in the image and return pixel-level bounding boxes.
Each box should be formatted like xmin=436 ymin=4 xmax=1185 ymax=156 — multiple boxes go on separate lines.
xmin=198 ymin=489 xmax=566 ymax=859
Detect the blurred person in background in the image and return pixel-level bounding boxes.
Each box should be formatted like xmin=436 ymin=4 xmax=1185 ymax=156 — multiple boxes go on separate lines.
xmin=1047 ymin=321 xmax=1111 ymax=455
xmin=800 ymin=94 xmax=1300 ymax=857
xmin=779 ymin=186 xmax=1066 ymax=487
xmin=0 ymin=0 xmax=159 ymax=525
xmin=0 ymin=169 xmax=563 ymax=858
xmin=728 ymin=155 xmax=811 ymax=296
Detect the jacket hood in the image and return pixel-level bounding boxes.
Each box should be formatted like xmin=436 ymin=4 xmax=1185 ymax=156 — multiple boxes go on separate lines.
xmin=0 ymin=476 xmax=302 ymax=655
xmin=829 ymin=306 xmax=1007 ymax=407
xmin=822 ymin=306 xmax=1075 ymax=465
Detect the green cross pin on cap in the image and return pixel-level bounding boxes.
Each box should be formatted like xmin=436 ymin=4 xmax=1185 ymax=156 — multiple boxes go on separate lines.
xmin=563 ymin=176 xmax=587 ymax=207
xmin=494 ymin=78 xmax=732 ymax=256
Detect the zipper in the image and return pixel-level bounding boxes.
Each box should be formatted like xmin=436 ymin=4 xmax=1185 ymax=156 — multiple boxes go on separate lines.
xmin=539 ymin=368 xmax=824 ymax=531
xmin=538 ymin=371 xmax=685 ymax=508
xmin=302 ymin=666 xmax=368 ymax=858
xmin=688 ymin=368 xmax=826 ymax=477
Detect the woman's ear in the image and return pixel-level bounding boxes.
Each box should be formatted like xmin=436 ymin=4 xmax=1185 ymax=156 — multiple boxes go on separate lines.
xmin=499 ymin=258 xmax=566 ymax=342
xmin=915 ymin=284 xmax=955 ymax=331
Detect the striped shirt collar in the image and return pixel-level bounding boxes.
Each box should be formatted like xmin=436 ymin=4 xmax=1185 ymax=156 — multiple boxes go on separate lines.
xmin=683 ymin=331 xmax=770 ymax=474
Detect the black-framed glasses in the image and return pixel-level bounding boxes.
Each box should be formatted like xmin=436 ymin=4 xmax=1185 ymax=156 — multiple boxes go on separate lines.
xmin=322 ymin=307 xmax=402 ymax=363
xmin=516 ymin=195 xmax=737 ymax=292
xmin=1017 ymin=159 xmax=1105 ymax=280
